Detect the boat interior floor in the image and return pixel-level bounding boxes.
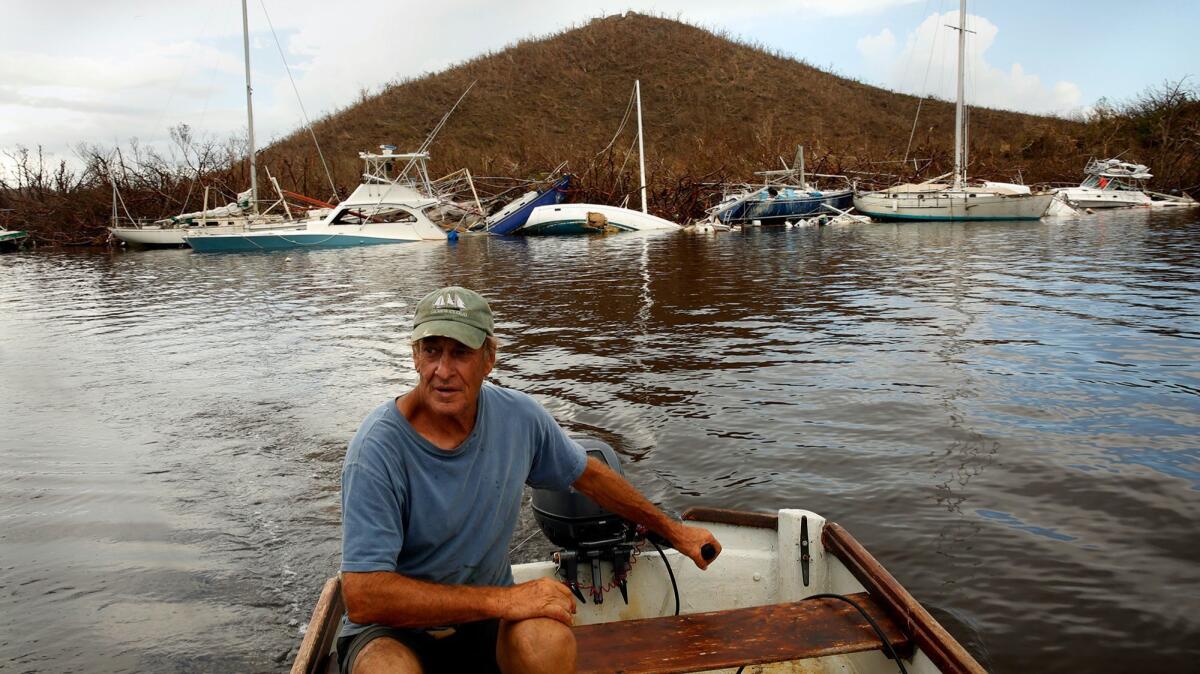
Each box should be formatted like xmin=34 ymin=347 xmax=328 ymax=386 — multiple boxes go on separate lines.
xmin=574 ymin=592 xmax=911 ymax=674
xmin=298 ymin=578 xmax=912 ymax=674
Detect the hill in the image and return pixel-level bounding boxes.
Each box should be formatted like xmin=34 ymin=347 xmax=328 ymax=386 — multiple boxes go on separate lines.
xmin=258 ymin=13 xmax=1091 ymax=217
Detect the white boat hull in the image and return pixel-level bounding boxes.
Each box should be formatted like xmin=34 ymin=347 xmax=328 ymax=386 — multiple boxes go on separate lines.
xmin=854 ymin=190 xmax=1054 ymax=221
xmin=109 ymin=226 xmax=190 ymax=246
xmin=1056 ymin=186 xmax=1151 ymax=209
xmin=518 ymin=201 xmax=681 ymax=233
xmin=518 ymin=203 xmax=680 ymax=234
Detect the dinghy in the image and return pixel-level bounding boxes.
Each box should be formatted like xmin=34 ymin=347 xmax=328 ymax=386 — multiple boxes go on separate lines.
xmin=292 ymin=505 xmax=984 ymax=673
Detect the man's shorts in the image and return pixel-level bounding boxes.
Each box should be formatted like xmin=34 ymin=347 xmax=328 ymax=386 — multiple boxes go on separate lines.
xmin=337 ymin=620 xmax=501 ymax=674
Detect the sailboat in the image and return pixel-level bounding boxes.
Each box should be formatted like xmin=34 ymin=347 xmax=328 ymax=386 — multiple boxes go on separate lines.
xmin=711 ymin=146 xmax=854 ymax=226
xmin=853 ymin=0 xmax=1054 ymax=222
xmin=514 ymin=81 xmax=680 ymax=235
xmin=108 ymin=0 xmax=294 ymax=247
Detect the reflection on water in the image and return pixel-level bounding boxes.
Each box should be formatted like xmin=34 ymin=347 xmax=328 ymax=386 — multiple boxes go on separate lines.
xmin=2 ymin=209 xmax=1199 ymax=672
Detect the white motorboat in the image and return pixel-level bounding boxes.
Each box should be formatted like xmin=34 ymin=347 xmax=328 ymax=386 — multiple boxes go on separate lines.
xmin=854 ymin=0 xmax=1054 ymax=222
xmin=185 ymin=148 xmax=447 ymax=252
xmin=292 ymin=507 xmax=985 ymax=674
xmin=1056 ymin=158 xmax=1153 ymax=209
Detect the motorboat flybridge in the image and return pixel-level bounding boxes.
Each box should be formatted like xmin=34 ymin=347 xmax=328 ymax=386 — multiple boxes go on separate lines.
xmin=292 ymin=440 xmax=984 ymax=674
xmin=185 ymin=148 xmax=448 ymax=252
xmin=854 ymin=0 xmax=1053 ymax=222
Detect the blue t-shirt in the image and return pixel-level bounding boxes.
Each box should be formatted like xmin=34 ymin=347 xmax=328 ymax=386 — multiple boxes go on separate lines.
xmin=339 ymin=383 xmax=587 ymax=636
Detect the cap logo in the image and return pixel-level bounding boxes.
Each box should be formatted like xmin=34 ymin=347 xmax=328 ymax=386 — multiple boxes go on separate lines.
xmin=433 ymin=292 xmax=466 ymax=311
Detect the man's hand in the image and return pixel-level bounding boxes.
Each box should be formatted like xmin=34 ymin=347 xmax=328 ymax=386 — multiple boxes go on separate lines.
xmin=667 ymin=524 xmax=722 ymax=570
xmin=499 ymin=577 xmax=578 ymax=626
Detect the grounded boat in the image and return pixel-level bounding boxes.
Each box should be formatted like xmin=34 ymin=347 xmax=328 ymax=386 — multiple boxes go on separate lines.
xmin=516 ymin=202 xmax=679 ymax=235
xmin=292 ymin=507 xmax=985 ymax=674
xmin=854 ymin=179 xmax=1054 ymax=222
xmin=110 ymin=0 xmax=304 ymax=248
xmin=0 ymin=228 xmax=29 ymax=252
xmin=480 ymin=175 xmax=573 ymax=235
xmin=1056 ymin=158 xmax=1153 ymax=209
xmin=108 ymin=187 xmax=295 ymax=247
xmin=854 ymin=0 xmax=1053 ymax=222
xmin=185 ymin=148 xmax=448 ymax=252
xmin=518 ymin=80 xmax=680 ymax=236
xmin=714 ymin=146 xmax=854 ymax=226
xmin=1054 ymin=158 xmax=1197 ymax=209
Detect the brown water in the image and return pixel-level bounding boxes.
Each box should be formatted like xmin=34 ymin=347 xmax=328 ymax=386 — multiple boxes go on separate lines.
xmin=2 ymin=210 xmax=1198 ymax=673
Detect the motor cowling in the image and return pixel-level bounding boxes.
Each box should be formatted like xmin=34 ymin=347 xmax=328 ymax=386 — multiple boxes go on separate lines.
xmin=531 ymin=437 xmax=632 ymax=550
xmin=530 ymin=437 xmax=636 ymax=605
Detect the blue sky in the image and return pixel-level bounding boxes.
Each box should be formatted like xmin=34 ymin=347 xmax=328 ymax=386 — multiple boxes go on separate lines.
xmin=0 ymin=1 xmax=1195 ymax=173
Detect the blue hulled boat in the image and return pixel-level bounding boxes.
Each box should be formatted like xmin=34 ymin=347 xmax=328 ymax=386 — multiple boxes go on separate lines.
xmin=716 ymin=186 xmax=854 ymax=225
xmin=713 ymin=145 xmax=855 ymax=226
xmin=483 ymin=175 xmax=572 ymax=236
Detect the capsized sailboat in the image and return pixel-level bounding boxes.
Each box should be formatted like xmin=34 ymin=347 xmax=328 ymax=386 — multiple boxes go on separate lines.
xmin=515 ymin=81 xmax=680 ymax=235
xmin=853 ymin=0 xmax=1054 ymax=222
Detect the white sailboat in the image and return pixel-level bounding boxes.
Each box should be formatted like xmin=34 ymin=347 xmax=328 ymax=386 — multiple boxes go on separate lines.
xmin=109 ymin=0 xmax=293 ymax=247
xmin=515 ymin=81 xmax=680 ymax=235
xmin=853 ymin=0 xmax=1054 ymax=222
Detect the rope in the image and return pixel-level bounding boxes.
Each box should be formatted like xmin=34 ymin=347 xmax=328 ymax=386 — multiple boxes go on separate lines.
xmin=903 ymin=0 xmax=942 ymax=168
xmin=259 ymin=0 xmax=339 ymax=202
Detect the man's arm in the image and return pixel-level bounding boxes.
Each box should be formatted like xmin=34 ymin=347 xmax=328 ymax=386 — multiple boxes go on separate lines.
xmin=571 ymin=456 xmax=722 ymax=569
xmin=341 ymin=571 xmax=576 ymax=628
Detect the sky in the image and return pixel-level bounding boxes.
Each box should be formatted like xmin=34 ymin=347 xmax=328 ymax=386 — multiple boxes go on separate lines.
xmin=1 ymin=0 xmax=1196 ymax=176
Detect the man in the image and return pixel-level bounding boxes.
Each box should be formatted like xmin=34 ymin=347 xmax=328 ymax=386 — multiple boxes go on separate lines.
xmin=338 ymin=286 xmax=721 ymax=674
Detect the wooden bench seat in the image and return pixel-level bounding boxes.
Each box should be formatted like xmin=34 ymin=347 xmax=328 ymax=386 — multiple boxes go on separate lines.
xmin=574 ymin=592 xmax=912 ymax=674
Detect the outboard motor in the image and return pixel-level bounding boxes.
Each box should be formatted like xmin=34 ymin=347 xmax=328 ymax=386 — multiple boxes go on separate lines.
xmin=531 ymin=437 xmax=637 ymax=605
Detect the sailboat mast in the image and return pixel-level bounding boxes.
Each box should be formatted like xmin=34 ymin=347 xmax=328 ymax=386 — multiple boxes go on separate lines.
xmin=241 ymin=0 xmax=258 ymax=214
xmin=953 ymin=0 xmax=966 ymax=190
xmin=635 ymin=80 xmax=648 ymax=214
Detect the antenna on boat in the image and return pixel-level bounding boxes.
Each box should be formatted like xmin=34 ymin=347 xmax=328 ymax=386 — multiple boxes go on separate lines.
xmin=241 ymin=0 xmax=258 ymax=215
xmin=635 ymin=80 xmax=648 ymax=214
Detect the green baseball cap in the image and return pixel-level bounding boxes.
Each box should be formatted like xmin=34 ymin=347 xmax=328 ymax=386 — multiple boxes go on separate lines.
xmin=410 ymin=286 xmax=494 ymax=349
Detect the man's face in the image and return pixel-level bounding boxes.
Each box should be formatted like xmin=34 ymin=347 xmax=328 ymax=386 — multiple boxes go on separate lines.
xmin=412 ymin=336 xmax=494 ymax=417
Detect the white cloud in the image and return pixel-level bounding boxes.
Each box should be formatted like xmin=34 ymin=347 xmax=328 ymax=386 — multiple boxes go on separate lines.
xmin=855 ymin=9 xmax=1081 ymax=115
xmin=857 ymin=28 xmax=896 ymax=67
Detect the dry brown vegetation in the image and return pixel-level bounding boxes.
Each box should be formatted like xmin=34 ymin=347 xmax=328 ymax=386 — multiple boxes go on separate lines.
xmin=4 ymin=13 xmax=1198 ymax=245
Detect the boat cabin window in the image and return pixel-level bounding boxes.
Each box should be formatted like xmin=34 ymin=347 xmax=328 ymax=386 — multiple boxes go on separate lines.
xmin=331 ymin=206 xmax=418 ymax=225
